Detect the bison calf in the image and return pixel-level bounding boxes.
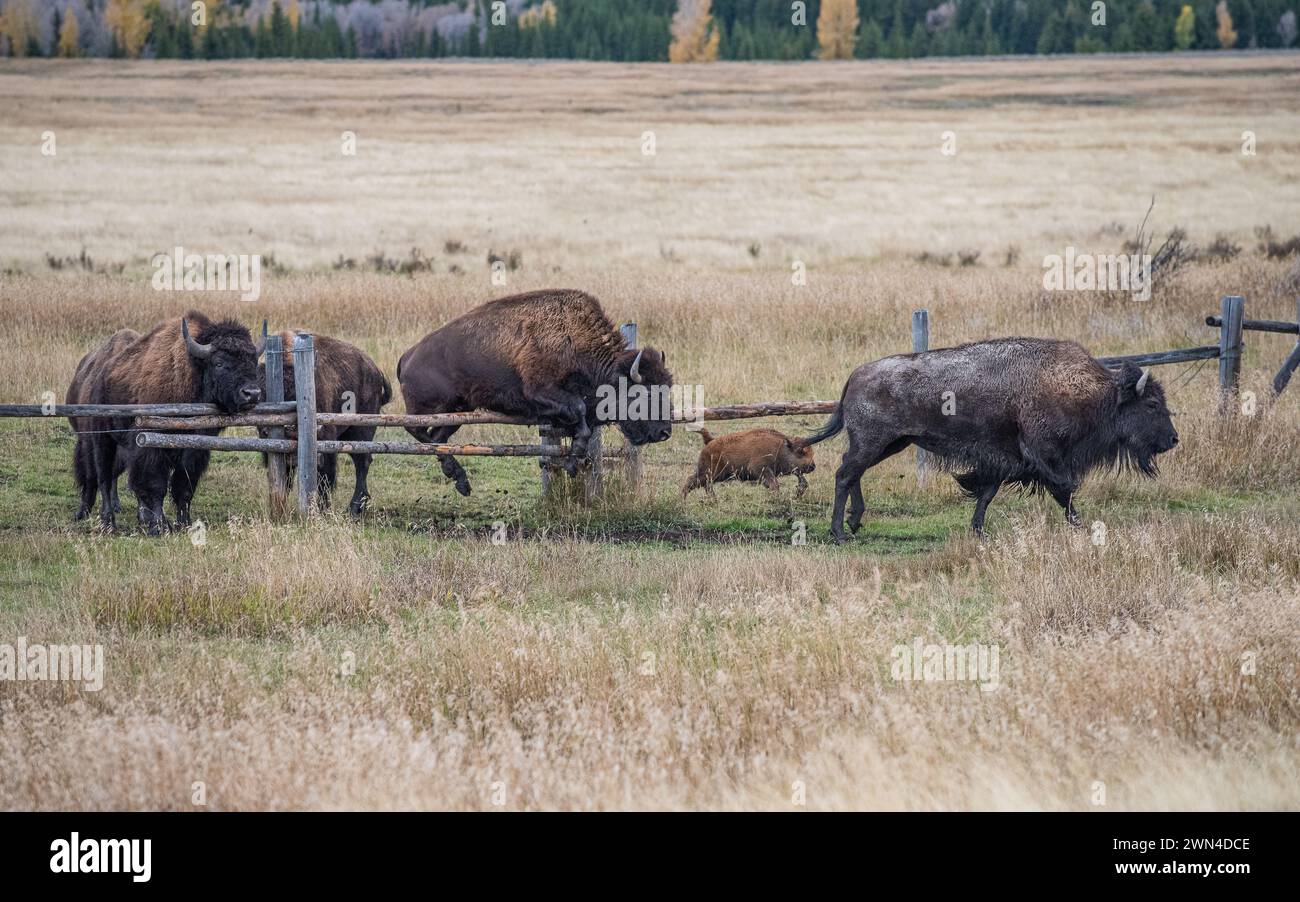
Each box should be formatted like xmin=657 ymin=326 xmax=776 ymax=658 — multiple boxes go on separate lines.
xmin=682 ymin=428 xmax=815 ymax=500
xmin=806 ymin=337 xmax=1179 ymax=542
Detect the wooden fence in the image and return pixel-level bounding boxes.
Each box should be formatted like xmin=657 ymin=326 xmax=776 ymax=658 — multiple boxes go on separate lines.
xmin=1 ymin=296 xmax=1295 ymax=519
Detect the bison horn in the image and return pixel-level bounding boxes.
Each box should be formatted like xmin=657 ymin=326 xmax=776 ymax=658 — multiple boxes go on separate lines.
xmin=1135 ymin=368 xmax=1150 ymax=396
xmin=255 ymin=320 xmax=268 ymax=357
xmin=182 ymin=317 xmax=213 ymax=360
xmin=629 ymin=348 xmax=645 ymax=384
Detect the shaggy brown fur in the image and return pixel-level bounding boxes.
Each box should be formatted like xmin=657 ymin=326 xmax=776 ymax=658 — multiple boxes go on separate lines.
xmin=67 ymin=328 xmax=139 ymax=520
xmin=87 ymin=310 xmax=263 ymax=534
xmin=682 ymin=427 xmax=816 ymax=500
xmin=265 ymin=330 xmax=392 ymax=516
xmin=397 ymin=289 xmax=674 ymax=496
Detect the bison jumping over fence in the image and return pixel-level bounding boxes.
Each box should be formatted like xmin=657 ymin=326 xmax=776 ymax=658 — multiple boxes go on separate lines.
xmin=84 ymin=310 xmax=264 ymax=534
xmin=397 ymin=289 xmax=673 ymax=496
xmin=806 ymin=337 xmax=1179 ymax=541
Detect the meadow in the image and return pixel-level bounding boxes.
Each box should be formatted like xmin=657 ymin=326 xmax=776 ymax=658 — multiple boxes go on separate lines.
xmin=0 ymin=54 xmax=1297 ymax=809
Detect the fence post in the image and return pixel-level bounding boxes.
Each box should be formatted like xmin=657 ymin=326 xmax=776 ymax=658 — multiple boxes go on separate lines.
xmin=292 ymin=333 xmax=318 ymax=517
xmin=263 ymin=334 xmax=290 ymax=521
xmin=1278 ymin=296 xmax=1300 ymax=396
xmin=912 ymin=309 xmax=929 ymax=484
xmin=1218 ymin=295 xmax=1244 ymax=413
xmin=620 ymin=322 xmax=641 ymax=491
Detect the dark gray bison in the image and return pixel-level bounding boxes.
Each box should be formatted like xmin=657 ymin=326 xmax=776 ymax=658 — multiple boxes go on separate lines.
xmin=805 ymin=337 xmax=1179 ymax=542
xmin=397 ymin=289 xmax=673 ymax=496
xmin=87 ymin=311 xmax=264 ymax=534
xmin=68 ymin=328 xmax=139 ymax=521
xmin=260 ymin=330 xmax=391 ymax=516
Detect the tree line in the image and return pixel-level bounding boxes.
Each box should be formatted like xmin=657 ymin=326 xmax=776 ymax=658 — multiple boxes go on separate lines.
xmin=1 ymin=0 xmax=1297 ymax=61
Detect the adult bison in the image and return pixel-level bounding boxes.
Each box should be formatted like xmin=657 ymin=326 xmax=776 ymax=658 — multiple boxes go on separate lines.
xmin=260 ymin=330 xmax=391 ymax=516
xmin=68 ymin=328 xmax=139 ymax=521
xmin=805 ymin=337 xmax=1179 ymax=542
xmin=397 ymin=289 xmax=673 ymax=495
xmin=86 ymin=310 xmax=264 ymax=534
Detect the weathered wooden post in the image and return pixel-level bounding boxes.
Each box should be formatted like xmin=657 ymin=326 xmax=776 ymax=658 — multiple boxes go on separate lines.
xmin=912 ymin=309 xmax=929 ymax=484
xmin=292 ymin=332 xmax=318 ymax=517
xmin=620 ymin=322 xmax=641 ymax=491
xmin=1273 ymin=296 xmax=1300 ymax=396
xmin=263 ymin=334 xmax=290 ymax=521
xmin=1218 ymin=295 xmax=1244 ymax=413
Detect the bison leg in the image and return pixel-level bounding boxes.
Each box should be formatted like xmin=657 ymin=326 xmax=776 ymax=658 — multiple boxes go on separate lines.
xmin=845 ymin=481 xmax=865 ymax=532
xmin=347 ymin=452 xmax=372 ymax=517
xmin=408 ymin=424 xmax=471 ymax=497
xmin=832 ymin=434 xmax=909 ymax=543
xmin=795 ymin=472 xmax=810 ymax=500
xmin=969 ymin=479 xmax=1002 ymax=536
xmin=91 ymin=435 xmax=119 ymax=531
xmin=317 ymin=451 xmax=337 ymax=510
xmin=1048 ymin=484 xmax=1082 ymax=528
xmin=73 ymin=438 xmax=96 ymax=520
xmin=130 ymin=452 xmax=172 ymax=537
xmin=682 ymin=472 xmax=702 ymax=498
xmin=525 ymin=387 xmax=589 ymax=476
xmin=170 ymin=449 xmax=209 ymax=529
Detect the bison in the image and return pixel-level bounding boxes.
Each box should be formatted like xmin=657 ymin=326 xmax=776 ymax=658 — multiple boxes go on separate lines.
xmin=260 ymin=330 xmax=392 ymax=516
xmin=682 ymin=427 xmax=816 ymax=500
xmin=86 ymin=310 xmax=264 ymax=534
xmin=397 ymin=289 xmax=673 ymax=496
xmin=68 ymin=328 xmax=139 ymax=521
xmin=805 ymin=337 xmax=1179 ymax=542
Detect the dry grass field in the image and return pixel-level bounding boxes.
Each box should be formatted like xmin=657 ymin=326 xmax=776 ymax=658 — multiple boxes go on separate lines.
xmin=0 ymin=54 xmax=1298 ymax=810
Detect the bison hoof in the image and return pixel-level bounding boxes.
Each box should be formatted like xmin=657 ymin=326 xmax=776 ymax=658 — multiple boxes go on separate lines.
xmin=561 ymin=458 xmax=580 ymax=478
xmin=74 ymin=506 xmax=89 ymax=522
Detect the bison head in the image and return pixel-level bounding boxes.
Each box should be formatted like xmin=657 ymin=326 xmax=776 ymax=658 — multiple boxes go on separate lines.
xmin=1114 ymin=363 xmax=1178 ymax=476
xmin=784 ymin=436 xmax=816 ymax=474
xmin=613 ymin=346 xmax=674 ymax=445
xmin=183 ymin=316 xmax=265 ymax=413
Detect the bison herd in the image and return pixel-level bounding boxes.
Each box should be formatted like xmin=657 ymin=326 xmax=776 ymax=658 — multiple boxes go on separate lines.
xmin=65 ymin=289 xmax=1179 ymax=539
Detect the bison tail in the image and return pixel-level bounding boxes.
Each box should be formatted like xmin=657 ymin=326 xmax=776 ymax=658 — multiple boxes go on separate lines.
xmin=379 ymin=372 xmax=393 ymax=408
xmin=802 ymin=404 xmax=844 ymax=447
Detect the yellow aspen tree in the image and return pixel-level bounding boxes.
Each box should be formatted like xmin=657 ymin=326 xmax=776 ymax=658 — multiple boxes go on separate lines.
xmin=57 ymin=5 xmax=80 ymax=57
xmin=817 ymin=0 xmax=860 ymax=60
xmin=105 ymin=0 xmax=151 ymax=59
xmin=1215 ymin=1 xmax=1238 ymax=48
xmin=669 ymin=0 xmax=719 ymax=63
xmin=0 ymin=0 xmax=39 ymax=58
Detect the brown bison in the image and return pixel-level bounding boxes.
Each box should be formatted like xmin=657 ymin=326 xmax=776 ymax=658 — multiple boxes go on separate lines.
xmin=397 ymin=289 xmax=673 ymax=495
xmin=260 ymin=330 xmax=392 ymax=516
xmin=805 ymin=337 xmax=1179 ymax=542
xmin=68 ymin=328 xmax=139 ymax=521
xmin=86 ymin=310 xmax=264 ymax=534
xmin=682 ymin=427 xmax=815 ymax=500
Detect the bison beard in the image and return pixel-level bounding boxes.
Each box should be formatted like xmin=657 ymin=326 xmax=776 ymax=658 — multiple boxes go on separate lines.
xmin=805 ymin=337 xmax=1179 ymax=542
xmin=259 ymin=329 xmax=392 ymax=517
xmin=83 ymin=310 xmax=264 ymax=535
xmin=397 ymin=289 xmax=674 ymax=496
